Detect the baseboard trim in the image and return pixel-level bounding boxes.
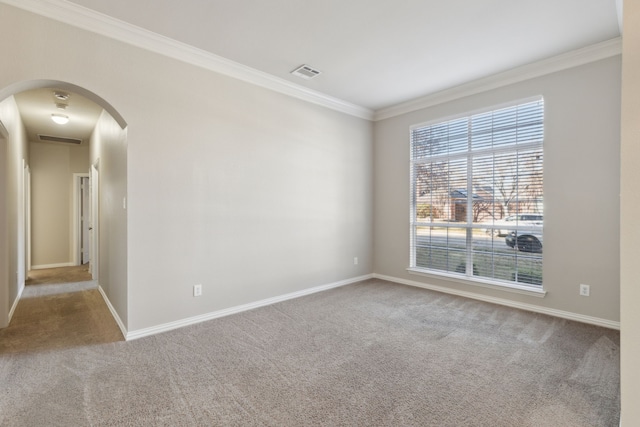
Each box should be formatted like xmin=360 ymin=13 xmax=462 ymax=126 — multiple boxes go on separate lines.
xmin=373 ymin=273 xmax=620 ymax=330
xmin=31 ymin=262 xmax=74 ymax=270
xmin=8 ymin=282 xmax=24 ymax=322
xmin=126 ymin=274 xmax=374 ymax=341
xmin=97 ymin=285 xmax=128 ymax=339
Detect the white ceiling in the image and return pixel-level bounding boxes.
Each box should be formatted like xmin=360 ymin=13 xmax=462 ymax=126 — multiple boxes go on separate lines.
xmin=64 ymin=0 xmax=621 ymax=111
xmin=14 ymin=88 xmax=103 ymax=145
xmin=9 ymin=0 xmax=621 ymax=142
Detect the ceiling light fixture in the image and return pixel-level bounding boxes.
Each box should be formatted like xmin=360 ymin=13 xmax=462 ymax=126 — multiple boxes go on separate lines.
xmin=51 ymin=113 xmax=69 ymax=125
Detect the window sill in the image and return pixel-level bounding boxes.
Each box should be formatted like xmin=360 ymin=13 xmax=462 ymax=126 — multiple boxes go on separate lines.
xmin=406 ymin=268 xmax=547 ymax=298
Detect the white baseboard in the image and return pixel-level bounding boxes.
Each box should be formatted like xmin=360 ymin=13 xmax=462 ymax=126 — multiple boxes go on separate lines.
xmin=373 ymin=273 xmax=620 ymax=330
xmin=97 ymin=285 xmax=128 ymax=339
xmin=7 ymin=282 xmax=24 ymax=322
xmin=31 ymin=262 xmax=74 ymax=270
xmin=126 ymin=274 xmax=374 ymax=341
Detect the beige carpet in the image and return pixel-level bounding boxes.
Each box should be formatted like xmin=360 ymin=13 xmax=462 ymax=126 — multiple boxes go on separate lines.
xmin=0 ymin=279 xmax=619 ymax=426
xmin=26 ymin=265 xmax=92 ymax=285
xmin=0 ymin=286 xmax=123 ymax=354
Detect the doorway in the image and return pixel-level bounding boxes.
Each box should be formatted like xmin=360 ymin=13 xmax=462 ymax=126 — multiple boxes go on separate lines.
xmin=0 ymin=79 xmax=127 ymax=335
xmin=73 ymin=173 xmax=91 ymax=266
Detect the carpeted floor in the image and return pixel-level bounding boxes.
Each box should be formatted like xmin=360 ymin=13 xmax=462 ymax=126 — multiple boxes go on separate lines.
xmin=26 ymin=264 xmax=92 ymax=285
xmin=0 ymin=279 xmax=620 ymax=426
xmin=0 ymin=265 xmax=122 ymax=353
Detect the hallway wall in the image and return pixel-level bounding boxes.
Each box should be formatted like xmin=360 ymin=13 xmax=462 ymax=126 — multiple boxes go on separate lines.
xmin=0 ymin=96 xmax=29 ymax=325
xmin=29 ymin=142 xmax=90 ymax=268
xmin=90 ymin=110 xmax=128 ymax=328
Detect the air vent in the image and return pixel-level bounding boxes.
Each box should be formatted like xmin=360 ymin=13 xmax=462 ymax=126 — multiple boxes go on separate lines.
xmin=291 ymin=64 xmax=322 ymax=80
xmin=38 ymin=134 xmax=82 ymax=145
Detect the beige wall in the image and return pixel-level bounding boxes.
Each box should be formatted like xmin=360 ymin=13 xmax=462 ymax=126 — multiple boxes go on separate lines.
xmin=90 ymin=110 xmax=128 ymax=327
xmin=29 ymin=142 xmax=90 ymax=267
xmin=0 ymin=125 xmax=8 ymax=327
xmin=0 ymin=96 xmax=28 ymax=325
xmin=0 ymin=4 xmax=373 ymax=332
xmin=374 ymin=57 xmax=621 ymax=323
xmin=620 ymin=0 xmax=640 ymax=424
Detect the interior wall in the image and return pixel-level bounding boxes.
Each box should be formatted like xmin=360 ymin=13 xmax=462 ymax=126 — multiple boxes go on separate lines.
xmin=0 ymin=96 xmax=28 ymax=320
xmin=0 ymin=126 xmax=8 ymax=327
xmin=374 ymin=56 xmax=621 ymax=323
xmin=29 ymin=142 xmax=89 ymax=268
xmin=0 ymin=4 xmax=373 ymax=333
xmin=90 ymin=110 xmax=128 ymax=327
xmin=620 ymin=0 xmax=640 ymax=424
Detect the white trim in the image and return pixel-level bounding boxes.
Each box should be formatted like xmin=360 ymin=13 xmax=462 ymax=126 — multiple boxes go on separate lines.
xmin=31 ymin=262 xmax=74 ymax=270
xmin=0 ymin=0 xmax=373 ymax=121
xmin=375 ymin=37 xmax=622 ymax=121
xmin=374 ymin=273 xmax=620 ymax=330
xmin=97 ymin=285 xmax=127 ymax=339
xmin=406 ymin=268 xmax=546 ymax=298
xmin=72 ymin=173 xmax=90 ymax=266
xmin=0 ymin=0 xmax=620 ymax=122
xmin=8 ymin=281 xmax=24 ymax=322
xmin=126 ymin=274 xmax=374 ymax=341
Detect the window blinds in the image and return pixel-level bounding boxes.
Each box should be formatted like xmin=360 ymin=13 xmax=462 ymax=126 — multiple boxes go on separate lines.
xmin=410 ymin=98 xmax=544 ymax=287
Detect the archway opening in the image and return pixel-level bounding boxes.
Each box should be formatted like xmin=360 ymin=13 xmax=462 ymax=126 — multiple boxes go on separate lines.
xmin=0 ymin=79 xmax=128 ymax=343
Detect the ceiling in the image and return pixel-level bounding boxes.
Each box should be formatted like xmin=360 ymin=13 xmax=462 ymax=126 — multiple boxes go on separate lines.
xmin=64 ymin=0 xmax=621 ymax=111
xmin=14 ymin=88 xmax=103 ymax=146
xmin=9 ymin=0 xmax=621 ymax=142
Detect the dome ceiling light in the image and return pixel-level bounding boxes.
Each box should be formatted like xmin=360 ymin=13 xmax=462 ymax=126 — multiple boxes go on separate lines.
xmin=51 ymin=113 xmax=69 ymax=125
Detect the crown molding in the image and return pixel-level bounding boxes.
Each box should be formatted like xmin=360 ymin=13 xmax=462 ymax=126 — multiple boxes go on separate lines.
xmin=0 ymin=0 xmax=374 ymax=121
xmin=375 ymin=37 xmax=622 ymax=121
xmin=1 ymin=0 xmax=621 ymax=123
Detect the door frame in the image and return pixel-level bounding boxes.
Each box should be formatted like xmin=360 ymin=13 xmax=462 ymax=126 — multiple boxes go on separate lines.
xmin=72 ymin=173 xmax=90 ymax=266
xmin=23 ymin=162 xmax=30 ymax=275
xmin=90 ymin=161 xmax=99 ymax=281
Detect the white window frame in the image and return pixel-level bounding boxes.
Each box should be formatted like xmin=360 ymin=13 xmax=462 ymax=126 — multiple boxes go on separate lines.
xmin=408 ymin=97 xmax=545 ymax=296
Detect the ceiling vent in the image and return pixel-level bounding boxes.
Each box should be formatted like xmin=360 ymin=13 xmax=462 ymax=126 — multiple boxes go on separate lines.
xmin=38 ymin=134 xmax=83 ymax=145
xmin=291 ymin=64 xmax=322 ymax=80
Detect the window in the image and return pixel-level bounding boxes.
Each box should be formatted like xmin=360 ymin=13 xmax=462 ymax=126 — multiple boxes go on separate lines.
xmin=410 ymin=98 xmax=544 ymax=288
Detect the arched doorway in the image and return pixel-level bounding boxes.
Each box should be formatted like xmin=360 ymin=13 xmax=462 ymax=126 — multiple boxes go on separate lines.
xmin=0 ymin=80 xmax=128 ymax=336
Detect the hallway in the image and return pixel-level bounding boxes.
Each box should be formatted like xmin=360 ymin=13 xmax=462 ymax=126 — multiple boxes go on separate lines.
xmin=0 ymin=266 xmax=124 ymax=354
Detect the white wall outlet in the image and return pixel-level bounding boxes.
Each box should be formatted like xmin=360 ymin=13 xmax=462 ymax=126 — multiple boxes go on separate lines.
xmin=354 ymin=257 xmax=358 ymax=265
xmin=579 ymin=284 xmax=590 ymax=297
xmin=193 ymin=284 xmax=202 ymax=297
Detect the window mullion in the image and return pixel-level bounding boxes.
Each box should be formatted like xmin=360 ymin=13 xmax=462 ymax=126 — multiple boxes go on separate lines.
xmin=466 ymin=119 xmax=473 ymax=276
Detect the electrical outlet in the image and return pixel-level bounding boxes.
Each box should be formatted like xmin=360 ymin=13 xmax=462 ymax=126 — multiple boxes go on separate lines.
xmin=579 ymin=284 xmax=590 ymax=297
xmin=193 ymin=284 xmax=202 ymax=297
xmin=354 ymin=257 xmax=358 ymax=265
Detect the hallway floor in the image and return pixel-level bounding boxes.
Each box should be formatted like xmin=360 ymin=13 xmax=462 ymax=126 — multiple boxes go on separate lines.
xmin=0 ymin=266 xmax=124 ymax=354
xmin=26 ymin=264 xmax=92 ymax=285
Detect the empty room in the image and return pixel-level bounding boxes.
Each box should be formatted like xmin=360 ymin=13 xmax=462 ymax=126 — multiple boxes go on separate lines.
xmin=0 ymin=0 xmax=638 ymax=425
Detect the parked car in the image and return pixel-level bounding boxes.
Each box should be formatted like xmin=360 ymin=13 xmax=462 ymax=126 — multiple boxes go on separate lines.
xmin=486 ymin=214 xmax=543 ymax=237
xmin=505 ymin=228 xmax=543 ymax=253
